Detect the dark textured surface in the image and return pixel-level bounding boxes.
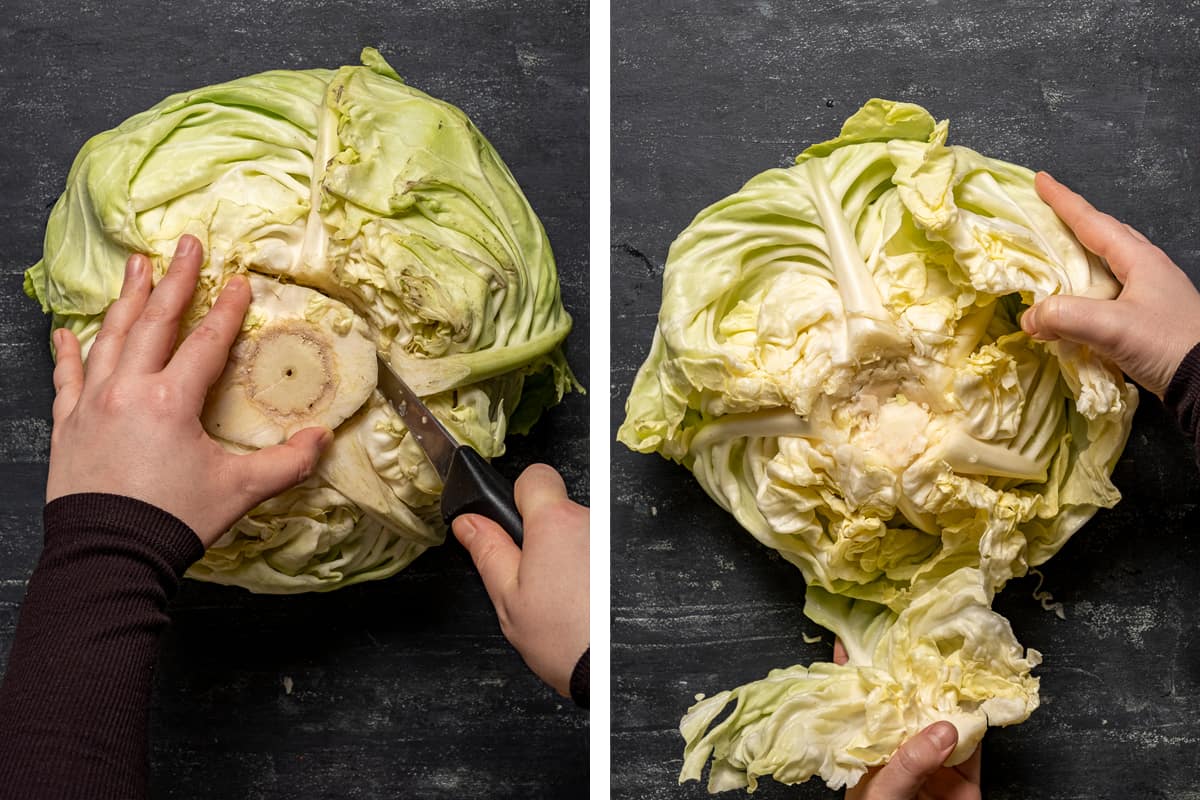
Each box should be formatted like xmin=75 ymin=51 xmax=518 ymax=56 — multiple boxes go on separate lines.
xmin=612 ymin=2 xmax=1200 ymax=798
xmin=0 ymin=1 xmax=588 ymax=798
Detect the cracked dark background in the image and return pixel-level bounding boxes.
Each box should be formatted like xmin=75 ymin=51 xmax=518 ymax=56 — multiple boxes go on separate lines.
xmin=0 ymin=1 xmax=588 ymax=798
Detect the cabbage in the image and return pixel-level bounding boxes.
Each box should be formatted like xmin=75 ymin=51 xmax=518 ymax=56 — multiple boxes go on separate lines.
xmin=26 ymin=48 xmax=576 ymax=593
xmin=618 ymin=99 xmax=1135 ymax=790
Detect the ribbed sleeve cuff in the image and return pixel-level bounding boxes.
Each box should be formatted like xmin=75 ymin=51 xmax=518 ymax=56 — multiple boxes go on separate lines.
xmin=43 ymin=493 xmax=204 ymax=578
xmin=1165 ymin=342 xmax=1200 ymax=470
xmin=1167 ymin=342 xmax=1200 ymax=415
xmin=569 ymin=648 xmax=589 ymax=709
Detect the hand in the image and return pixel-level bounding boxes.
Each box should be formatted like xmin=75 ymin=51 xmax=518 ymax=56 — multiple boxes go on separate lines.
xmin=452 ymin=464 xmax=589 ymax=696
xmin=834 ymin=639 xmax=982 ymax=800
xmin=47 ymin=235 xmax=333 ymax=547
xmin=1021 ymin=171 xmax=1200 ymax=398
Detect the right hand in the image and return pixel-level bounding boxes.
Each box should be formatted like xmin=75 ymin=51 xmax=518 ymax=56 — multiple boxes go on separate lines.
xmin=451 ymin=464 xmax=589 ymax=697
xmin=1021 ymin=171 xmax=1200 ymax=399
xmin=844 ymin=726 xmax=980 ymax=800
xmin=835 ymin=639 xmax=982 ymax=800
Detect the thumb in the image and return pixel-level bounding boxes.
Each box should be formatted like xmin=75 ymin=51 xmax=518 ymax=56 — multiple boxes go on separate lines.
xmin=864 ymin=722 xmax=958 ymax=800
xmin=1021 ymin=295 xmax=1122 ymax=351
xmin=453 ymin=514 xmax=521 ymax=613
xmin=235 ymin=426 xmax=333 ymax=503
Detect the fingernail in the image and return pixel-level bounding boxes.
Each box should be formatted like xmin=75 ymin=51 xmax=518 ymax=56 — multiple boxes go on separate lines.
xmin=126 ymin=255 xmax=144 ymax=281
xmin=929 ymin=722 xmax=957 ymax=751
xmin=454 ymin=516 xmax=477 ymax=545
xmin=177 ymin=236 xmax=198 ymax=256
xmin=318 ymin=428 xmax=335 ymax=448
xmin=52 ymin=328 xmax=63 ymax=347
xmin=1020 ymin=306 xmax=1037 ymax=334
xmin=226 ymin=274 xmax=248 ymax=292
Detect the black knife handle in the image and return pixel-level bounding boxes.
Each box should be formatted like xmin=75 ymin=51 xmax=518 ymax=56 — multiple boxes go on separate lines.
xmin=442 ymin=446 xmax=524 ymax=546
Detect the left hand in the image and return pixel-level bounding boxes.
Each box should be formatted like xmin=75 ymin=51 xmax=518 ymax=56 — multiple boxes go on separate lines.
xmin=46 ymin=235 xmax=333 ymax=546
xmin=836 ymin=639 xmax=983 ymax=800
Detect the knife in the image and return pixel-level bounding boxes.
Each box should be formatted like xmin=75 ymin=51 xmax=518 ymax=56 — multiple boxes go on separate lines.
xmin=375 ymin=354 xmax=524 ymax=546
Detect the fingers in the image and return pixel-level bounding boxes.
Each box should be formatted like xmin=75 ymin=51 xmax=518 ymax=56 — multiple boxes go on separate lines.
xmin=84 ymin=253 xmax=153 ymax=379
xmin=119 ymin=235 xmax=205 ymax=374
xmin=232 ymin=426 xmax=333 ymax=505
xmin=1021 ymin=294 xmax=1124 ymax=352
xmin=1124 ymin=223 xmax=1151 ymax=244
xmin=51 ymin=328 xmax=84 ymax=424
xmin=1035 ymin=172 xmax=1144 ymax=283
xmin=514 ymin=463 xmax=569 ymax=517
xmin=833 ymin=637 xmax=848 ymax=666
xmin=168 ymin=275 xmax=251 ymax=405
xmin=863 ymin=722 xmax=958 ymax=800
xmin=513 ymin=464 xmax=588 ymax=567
xmin=453 ymin=513 xmax=522 ymax=614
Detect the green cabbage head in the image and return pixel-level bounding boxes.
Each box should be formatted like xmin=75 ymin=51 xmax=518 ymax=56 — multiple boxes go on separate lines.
xmin=26 ymin=48 xmax=575 ymax=593
xmin=618 ymin=99 xmax=1135 ymax=790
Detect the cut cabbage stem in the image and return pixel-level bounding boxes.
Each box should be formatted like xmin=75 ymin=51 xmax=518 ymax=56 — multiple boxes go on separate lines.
xmin=246 ymin=326 xmax=336 ymax=414
xmin=939 ymin=427 xmax=1049 ymax=482
xmin=201 ymin=275 xmax=377 ymax=448
xmin=688 ymin=408 xmax=815 ymax=453
xmin=804 ymin=158 xmax=904 ymax=360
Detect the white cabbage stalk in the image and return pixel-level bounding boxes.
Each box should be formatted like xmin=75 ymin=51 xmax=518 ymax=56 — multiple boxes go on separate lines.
xmin=27 ymin=48 xmax=576 ymax=593
xmin=618 ymin=99 xmax=1135 ymax=790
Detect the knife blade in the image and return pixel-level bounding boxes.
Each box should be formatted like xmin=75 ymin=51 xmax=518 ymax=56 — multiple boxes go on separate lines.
xmin=375 ymin=354 xmax=524 ymax=545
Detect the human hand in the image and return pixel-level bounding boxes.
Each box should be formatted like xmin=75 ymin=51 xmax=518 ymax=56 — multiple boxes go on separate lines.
xmin=451 ymin=464 xmax=589 ymax=697
xmin=46 ymin=235 xmax=333 ymax=547
xmin=833 ymin=639 xmax=982 ymax=800
xmin=1021 ymin=171 xmax=1200 ymax=398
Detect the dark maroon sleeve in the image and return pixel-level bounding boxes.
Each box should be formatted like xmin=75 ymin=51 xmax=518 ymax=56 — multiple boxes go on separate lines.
xmin=1165 ymin=342 xmax=1200 ymax=468
xmin=569 ymin=647 xmax=589 ymax=709
xmin=0 ymin=493 xmax=203 ymax=800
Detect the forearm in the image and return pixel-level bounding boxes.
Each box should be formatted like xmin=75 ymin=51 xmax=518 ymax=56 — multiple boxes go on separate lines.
xmin=0 ymin=494 xmax=202 ymax=800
